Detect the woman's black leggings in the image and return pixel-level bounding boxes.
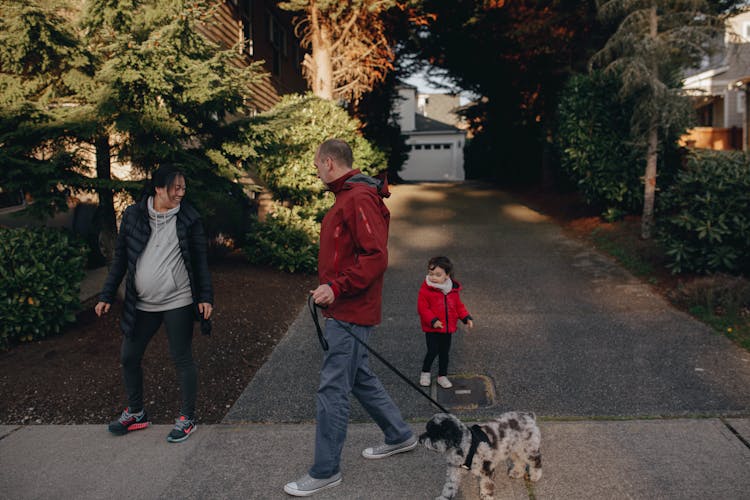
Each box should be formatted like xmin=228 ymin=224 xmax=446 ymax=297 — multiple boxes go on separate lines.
xmin=120 ymin=304 xmax=197 ymax=418
xmin=421 ymin=331 xmax=453 ymax=376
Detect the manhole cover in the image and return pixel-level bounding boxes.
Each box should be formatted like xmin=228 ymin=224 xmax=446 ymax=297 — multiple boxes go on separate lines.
xmin=435 ymin=374 xmax=495 ymax=409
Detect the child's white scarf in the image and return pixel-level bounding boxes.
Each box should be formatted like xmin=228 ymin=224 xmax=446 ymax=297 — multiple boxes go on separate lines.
xmin=425 ymin=276 xmax=453 ymax=295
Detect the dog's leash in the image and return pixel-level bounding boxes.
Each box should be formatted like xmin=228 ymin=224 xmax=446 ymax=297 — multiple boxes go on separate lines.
xmin=308 ymin=295 xmax=450 ymax=414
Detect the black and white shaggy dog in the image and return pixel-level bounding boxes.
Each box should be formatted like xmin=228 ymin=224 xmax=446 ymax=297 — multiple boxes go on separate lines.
xmin=419 ymin=412 xmax=542 ymax=500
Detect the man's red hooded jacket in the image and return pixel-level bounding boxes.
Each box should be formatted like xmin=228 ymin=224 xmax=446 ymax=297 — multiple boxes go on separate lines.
xmin=318 ymin=169 xmax=390 ymax=326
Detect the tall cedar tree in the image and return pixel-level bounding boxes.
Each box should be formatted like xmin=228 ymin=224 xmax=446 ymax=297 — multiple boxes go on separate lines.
xmin=1 ymin=0 xmax=263 ymax=250
xmin=279 ymin=0 xmax=411 ymax=102
xmin=348 ymin=5 xmax=427 ymax=180
xmin=409 ymin=0 xmax=598 ymax=184
xmin=591 ymin=1 xmax=722 ymax=239
xmin=0 ymin=0 xmax=95 ymax=218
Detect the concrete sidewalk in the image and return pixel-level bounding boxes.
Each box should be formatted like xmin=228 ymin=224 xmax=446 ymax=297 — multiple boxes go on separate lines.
xmin=1 ymin=419 xmax=749 ymax=499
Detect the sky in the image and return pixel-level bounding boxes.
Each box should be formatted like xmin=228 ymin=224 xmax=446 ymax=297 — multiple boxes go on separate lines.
xmin=402 ymin=67 xmax=477 ymax=105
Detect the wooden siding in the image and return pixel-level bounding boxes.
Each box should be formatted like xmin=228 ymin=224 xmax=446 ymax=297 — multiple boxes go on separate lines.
xmin=199 ymin=1 xmax=308 ymax=113
xmin=680 ymin=127 xmax=743 ymax=150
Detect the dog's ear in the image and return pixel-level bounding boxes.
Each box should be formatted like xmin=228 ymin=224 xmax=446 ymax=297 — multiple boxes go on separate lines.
xmin=439 ymin=417 xmax=465 ymax=450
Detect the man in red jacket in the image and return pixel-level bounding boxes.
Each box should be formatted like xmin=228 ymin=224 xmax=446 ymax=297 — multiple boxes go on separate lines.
xmin=284 ymin=139 xmax=416 ymax=497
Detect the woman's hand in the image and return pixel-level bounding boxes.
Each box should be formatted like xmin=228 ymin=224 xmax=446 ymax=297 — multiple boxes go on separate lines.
xmin=95 ymin=302 xmax=110 ymax=317
xmin=198 ymin=302 xmax=213 ymax=320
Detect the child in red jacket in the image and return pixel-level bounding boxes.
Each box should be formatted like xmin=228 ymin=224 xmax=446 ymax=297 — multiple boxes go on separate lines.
xmin=417 ymin=256 xmax=473 ymax=389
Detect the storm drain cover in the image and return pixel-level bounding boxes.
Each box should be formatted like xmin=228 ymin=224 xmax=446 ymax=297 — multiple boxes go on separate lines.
xmin=435 ymin=374 xmax=495 ymax=409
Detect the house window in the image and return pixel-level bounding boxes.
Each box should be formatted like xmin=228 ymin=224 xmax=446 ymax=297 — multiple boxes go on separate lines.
xmin=266 ymin=11 xmax=288 ymax=75
xmin=239 ymin=1 xmax=253 ymax=56
xmin=414 ymin=144 xmax=423 ymax=150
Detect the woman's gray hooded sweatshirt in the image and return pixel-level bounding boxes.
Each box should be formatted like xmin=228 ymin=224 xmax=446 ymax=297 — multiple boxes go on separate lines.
xmin=134 ymin=196 xmax=193 ymax=312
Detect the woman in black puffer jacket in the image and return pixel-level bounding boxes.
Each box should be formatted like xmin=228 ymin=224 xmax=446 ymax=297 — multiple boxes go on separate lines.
xmin=95 ymin=165 xmax=213 ymax=444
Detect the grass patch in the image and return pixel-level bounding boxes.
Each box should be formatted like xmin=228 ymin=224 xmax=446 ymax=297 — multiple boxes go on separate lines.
xmin=687 ymin=305 xmax=750 ymax=351
xmin=590 ymin=227 xmax=656 ymax=277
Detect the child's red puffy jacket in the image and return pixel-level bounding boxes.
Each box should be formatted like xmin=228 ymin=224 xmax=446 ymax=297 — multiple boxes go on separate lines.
xmin=417 ymin=280 xmax=471 ymax=334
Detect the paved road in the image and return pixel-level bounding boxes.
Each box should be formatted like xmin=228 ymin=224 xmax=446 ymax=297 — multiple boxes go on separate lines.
xmin=2 ymin=183 xmax=749 ymax=499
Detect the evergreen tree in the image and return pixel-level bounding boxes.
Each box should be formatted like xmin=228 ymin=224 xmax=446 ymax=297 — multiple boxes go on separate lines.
xmin=591 ymin=0 xmax=722 ymax=239
xmin=0 ymin=0 xmax=94 ymax=218
xmin=407 ymin=0 xmax=597 ymax=183
xmin=79 ymin=0 xmax=264 ymax=243
xmin=1 ymin=0 xmax=265 ymax=255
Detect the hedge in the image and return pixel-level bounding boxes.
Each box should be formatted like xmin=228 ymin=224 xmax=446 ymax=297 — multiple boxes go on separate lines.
xmin=658 ymin=150 xmax=750 ymax=274
xmin=0 ymin=227 xmax=87 ymax=346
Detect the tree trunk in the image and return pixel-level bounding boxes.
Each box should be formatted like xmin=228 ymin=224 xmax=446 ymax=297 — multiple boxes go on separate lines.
xmin=309 ymin=2 xmax=334 ymax=100
xmin=94 ymin=134 xmax=117 ymax=263
xmin=641 ymin=124 xmax=658 ymax=239
xmin=641 ymin=6 xmax=658 ymax=240
xmin=744 ymin=86 xmax=750 ymax=151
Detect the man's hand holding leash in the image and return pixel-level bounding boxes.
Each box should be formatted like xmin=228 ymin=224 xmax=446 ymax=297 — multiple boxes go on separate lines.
xmin=310 ymin=284 xmax=335 ymax=306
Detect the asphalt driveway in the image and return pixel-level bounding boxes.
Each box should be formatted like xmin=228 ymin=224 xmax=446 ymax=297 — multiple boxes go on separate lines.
xmin=227 ymin=182 xmax=750 ymax=423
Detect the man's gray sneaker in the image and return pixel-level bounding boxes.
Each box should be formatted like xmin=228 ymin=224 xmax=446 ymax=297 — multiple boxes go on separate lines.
xmin=283 ymin=472 xmax=342 ymax=497
xmin=362 ymin=434 xmax=418 ymax=459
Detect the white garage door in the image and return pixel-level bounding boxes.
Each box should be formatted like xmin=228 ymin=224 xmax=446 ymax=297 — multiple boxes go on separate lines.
xmin=401 ymin=143 xmax=458 ymax=181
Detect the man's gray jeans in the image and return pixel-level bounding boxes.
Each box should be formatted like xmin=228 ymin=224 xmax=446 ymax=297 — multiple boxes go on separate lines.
xmin=309 ymin=318 xmax=413 ymax=479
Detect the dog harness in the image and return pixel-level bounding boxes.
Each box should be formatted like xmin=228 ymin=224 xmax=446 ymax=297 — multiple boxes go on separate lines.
xmin=462 ymin=425 xmax=490 ymax=470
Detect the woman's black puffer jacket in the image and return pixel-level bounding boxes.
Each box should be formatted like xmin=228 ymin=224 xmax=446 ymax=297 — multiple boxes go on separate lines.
xmin=99 ymin=197 xmax=213 ymax=337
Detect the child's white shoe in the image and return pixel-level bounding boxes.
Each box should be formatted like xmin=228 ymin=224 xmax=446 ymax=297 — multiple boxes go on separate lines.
xmin=419 ymin=372 xmax=431 ymax=387
xmin=437 ymin=376 xmax=453 ymax=389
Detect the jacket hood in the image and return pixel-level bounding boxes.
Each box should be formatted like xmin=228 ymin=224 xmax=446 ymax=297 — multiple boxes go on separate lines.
xmin=328 ymin=169 xmax=390 ymax=198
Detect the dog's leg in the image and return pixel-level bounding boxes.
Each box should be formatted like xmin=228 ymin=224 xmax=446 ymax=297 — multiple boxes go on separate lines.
xmin=526 ymin=448 xmax=542 ymax=482
xmin=479 ymin=460 xmax=496 ymax=499
xmin=436 ymin=465 xmax=465 ymax=500
xmin=508 ymin=453 xmax=525 ymax=479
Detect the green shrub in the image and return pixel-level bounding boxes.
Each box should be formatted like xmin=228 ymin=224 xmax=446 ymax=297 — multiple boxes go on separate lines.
xmin=0 ymin=227 xmax=87 ymax=346
xmin=241 ymin=93 xmax=386 ymax=272
xmin=658 ymin=150 xmax=750 ymax=274
xmin=557 ymin=71 xmax=645 ymax=214
xmin=249 ymin=93 xmax=387 ymax=206
xmin=244 ymin=204 xmax=320 ymax=274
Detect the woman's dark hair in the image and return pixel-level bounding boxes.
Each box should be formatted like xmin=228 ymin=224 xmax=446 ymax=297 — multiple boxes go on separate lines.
xmin=143 ymin=164 xmax=185 ymax=199
xmin=428 ymin=256 xmax=453 ymax=277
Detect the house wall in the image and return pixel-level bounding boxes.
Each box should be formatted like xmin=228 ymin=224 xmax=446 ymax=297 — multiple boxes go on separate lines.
xmin=683 ymin=10 xmax=750 ymax=138
xmin=395 ymin=86 xmax=417 ymax=132
xmin=202 ymin=0 xmax=308 ymax=112
xmin=727 ymin=11 xmax=750 ymax=43
xmin=400 ymin=133 xmax=466 ymax=181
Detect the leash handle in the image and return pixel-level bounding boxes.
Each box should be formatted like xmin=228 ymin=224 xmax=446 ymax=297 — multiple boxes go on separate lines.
xmin=307 ymin=298 xmax=450 ymax=414
xmin=308 ymin=295 xmax=329 ymax=351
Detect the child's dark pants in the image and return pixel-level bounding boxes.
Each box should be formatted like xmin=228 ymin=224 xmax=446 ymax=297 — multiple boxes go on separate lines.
xmin=421 ymin=331 xmax=453 ymax=376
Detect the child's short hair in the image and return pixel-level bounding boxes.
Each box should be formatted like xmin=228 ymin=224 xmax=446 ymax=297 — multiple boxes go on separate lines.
xmin=428 ymin=256 xmax=453 ymax=276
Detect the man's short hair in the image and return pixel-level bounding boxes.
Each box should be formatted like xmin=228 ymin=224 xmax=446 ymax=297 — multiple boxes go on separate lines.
xmin=318 ymin=139 xmax=353 ymax=168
